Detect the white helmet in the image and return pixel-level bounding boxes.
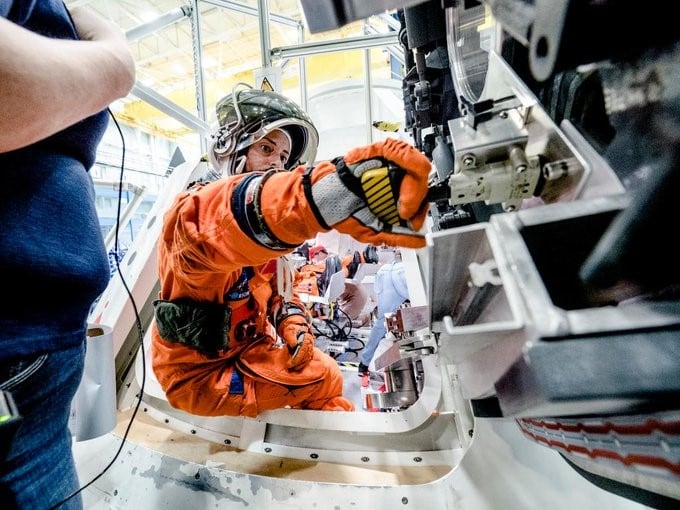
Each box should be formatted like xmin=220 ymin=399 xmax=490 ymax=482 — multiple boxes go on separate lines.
xmin=209 ymin=83 xmax=319 ymax=176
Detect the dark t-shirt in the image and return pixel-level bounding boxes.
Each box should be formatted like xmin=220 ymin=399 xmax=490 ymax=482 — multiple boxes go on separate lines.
xmin=0 ymin=0 xmax=111 ymax=359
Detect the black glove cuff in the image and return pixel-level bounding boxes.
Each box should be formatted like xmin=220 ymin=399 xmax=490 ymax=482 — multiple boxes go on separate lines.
xmin=270 ymin=301 xmax=308 ymax=330
xmin=333 ymin=157 xmax=366 ymax=198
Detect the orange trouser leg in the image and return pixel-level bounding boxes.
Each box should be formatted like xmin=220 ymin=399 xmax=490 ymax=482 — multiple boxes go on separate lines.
xmin=253 ymin=354 xmax=355 ymax=413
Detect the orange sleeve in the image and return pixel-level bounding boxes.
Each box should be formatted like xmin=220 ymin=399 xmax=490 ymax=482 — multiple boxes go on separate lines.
xmin=158 ymin=170 xmax=328 ymax=301
xmin=258 ymin=165 xmax=333 ymax=242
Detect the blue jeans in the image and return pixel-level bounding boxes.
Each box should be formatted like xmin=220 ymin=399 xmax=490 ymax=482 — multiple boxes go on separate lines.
xmin=0 ymin=343 xmax=86 ymax=510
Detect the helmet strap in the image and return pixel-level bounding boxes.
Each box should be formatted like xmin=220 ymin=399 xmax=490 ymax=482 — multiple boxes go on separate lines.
xmin=233 ymin=155 xmax=248 ymax=175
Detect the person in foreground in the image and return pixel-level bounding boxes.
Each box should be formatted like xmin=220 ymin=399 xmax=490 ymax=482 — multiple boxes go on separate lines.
xmin=151 ymin=84 xmax=431 ymax=418
xmin=0 ymin=2 xmax=135 ymax=509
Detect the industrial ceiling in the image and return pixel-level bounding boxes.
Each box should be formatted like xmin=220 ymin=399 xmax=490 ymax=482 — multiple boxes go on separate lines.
xmin=64 ymin=0 xmax=400 ymax=142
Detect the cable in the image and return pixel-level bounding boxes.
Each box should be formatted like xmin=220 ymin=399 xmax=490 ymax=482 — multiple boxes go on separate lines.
xmin=335 ymin=307 xmax=354 ymax=337
xmin=49 ymin=109 xmax=147 ymax=510
xmin=310 ymin=306 xmax=370 ymax=361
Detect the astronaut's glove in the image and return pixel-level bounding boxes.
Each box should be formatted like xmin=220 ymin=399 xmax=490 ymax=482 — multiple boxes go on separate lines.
xmin=270 ymin=299 xmax=314 ymax=371
xmin=277 ymin=314 xmax=314 ymax=371
xmin=304 ymin=138 xmax=431 ymax=248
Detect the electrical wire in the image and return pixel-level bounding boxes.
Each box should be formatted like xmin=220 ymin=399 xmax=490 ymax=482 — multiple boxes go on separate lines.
xmin=49 ymin=109 xmax=146 ymax=510
xmin=311 ymin=306 xmax=366 ymax=360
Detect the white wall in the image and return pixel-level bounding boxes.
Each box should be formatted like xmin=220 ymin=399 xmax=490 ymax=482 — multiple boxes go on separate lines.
xmin=306 ymin=79 xmax=411 ymax=161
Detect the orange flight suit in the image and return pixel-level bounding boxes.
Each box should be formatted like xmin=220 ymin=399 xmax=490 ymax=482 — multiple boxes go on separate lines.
xmin=293 ymin=262 xmax=325 ymax=297
xmin=152 ymin=168 xmax=354 ymax=417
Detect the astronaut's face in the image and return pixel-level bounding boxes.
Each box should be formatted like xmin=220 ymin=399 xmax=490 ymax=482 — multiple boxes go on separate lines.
xmin=244 ymin=129 xmax=291 ymax=172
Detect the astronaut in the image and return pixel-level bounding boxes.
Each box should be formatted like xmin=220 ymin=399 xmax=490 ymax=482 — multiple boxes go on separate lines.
xmin=151 ymin=84 xmax=430 ymax=417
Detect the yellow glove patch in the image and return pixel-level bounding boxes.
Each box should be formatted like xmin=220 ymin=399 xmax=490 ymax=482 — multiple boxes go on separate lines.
xmin=360 ymin=166 xmax=404 ymax=227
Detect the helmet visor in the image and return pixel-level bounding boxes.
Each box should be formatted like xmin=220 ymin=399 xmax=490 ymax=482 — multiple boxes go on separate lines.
xmin=215 ymin=89 xmax=319 ymax=167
